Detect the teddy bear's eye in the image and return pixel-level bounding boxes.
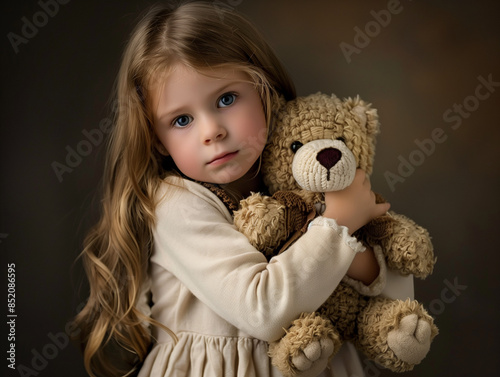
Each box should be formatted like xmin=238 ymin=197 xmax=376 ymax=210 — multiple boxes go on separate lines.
xmin=336 ymin=137 xmax=346 ymax=143
xmin=290 ymin=141 xmax=303 ymax=153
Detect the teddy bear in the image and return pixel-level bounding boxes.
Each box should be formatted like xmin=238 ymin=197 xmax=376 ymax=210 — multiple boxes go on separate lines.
xmin=233 ymin=93 xmax=438 ymax=376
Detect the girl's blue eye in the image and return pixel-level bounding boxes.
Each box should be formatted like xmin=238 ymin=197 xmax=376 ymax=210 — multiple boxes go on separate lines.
xmin=174 ymin=115 xmax=192 ymax=127
xmin=218 ymin=93 xmax=236 ymax=107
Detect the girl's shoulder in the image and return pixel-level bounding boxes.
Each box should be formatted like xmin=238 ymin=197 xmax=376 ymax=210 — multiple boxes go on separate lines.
xmin=156 ymin=175 xmax=235 ymax=219
xmin=157 ymin=174 xmax=210 ymax=203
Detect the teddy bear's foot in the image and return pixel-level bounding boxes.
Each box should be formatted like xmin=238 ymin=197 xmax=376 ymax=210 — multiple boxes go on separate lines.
xmin=291 ymin=337 xmax=335 ymax=371
xmin=268 ymin=312 xmax=341 ymax=377
xmin=387 ymin=313 xmax=432 ymax=365
xmin=357 ymin=298 xmax=438 ymax=372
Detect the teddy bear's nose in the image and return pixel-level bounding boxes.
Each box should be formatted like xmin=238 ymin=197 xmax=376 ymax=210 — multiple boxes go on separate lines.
xmin=316 ymin=148 xmax=341 ymax=180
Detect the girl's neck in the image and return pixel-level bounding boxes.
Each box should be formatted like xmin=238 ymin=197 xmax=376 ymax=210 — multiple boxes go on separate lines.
xmin=224 ymin=161 xmax=266 ymax=198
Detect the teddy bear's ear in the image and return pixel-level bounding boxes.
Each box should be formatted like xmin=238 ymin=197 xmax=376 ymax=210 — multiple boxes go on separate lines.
xmin=272 ymin=94 xmax=287 ymax=115
xmin=267 ymin=95 xmax=288 ymax=143
xmin=348 ymin=96 xmax=380 ymax=136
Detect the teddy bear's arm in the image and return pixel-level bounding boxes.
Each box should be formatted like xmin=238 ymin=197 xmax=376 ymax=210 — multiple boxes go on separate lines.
xmin=357 ymin=193 xmax=436 ymax=279
xmin=383 ymin=212 xmax=436 ymax=279
xmin=233 ymin=191 xmax=314 ymax=260
xmin=233 ymin=192 xmax=288 ymax=259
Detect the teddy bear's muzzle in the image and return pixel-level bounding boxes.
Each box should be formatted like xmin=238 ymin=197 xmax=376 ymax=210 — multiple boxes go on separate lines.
xmin=292 ymin=139 xmax=356 ymax=192
xmin=316 ymin=148 xmax=342 ymax=181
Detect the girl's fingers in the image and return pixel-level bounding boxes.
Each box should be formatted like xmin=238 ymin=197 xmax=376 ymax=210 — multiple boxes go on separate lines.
xmin=374 ymin=202 xmax=391 ymax=217
xmin=364 ymin=171 xmax=371 ymax=190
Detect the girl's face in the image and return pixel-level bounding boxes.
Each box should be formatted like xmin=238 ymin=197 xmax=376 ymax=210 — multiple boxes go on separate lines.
xmin=151 ymin=64 xmax=267 ymax=184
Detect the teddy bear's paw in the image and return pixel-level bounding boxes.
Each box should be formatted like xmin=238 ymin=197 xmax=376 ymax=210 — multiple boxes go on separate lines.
xmin=268 ymin=313 xmax=341 ymax=377
xmin=233 ymin=193 xmax=287 ymax=258
xmin=387 ymin=314 xmax=432 ymax=365
xmin=291 ymin=337 xmax=335 ymax=371
xmin=357 ymin=298 xmax=438 ymax=372
xmin=384 ymin=213 xmax=436 ymax=279
xmin=272 ymin=190 xmax=311 ymax=233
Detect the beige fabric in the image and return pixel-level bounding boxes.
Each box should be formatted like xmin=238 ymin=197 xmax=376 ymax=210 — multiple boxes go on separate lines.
xmin=138 ymin=176 xmax=411 ymax=377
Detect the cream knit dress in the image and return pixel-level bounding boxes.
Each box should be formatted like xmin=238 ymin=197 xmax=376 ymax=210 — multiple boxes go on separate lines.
xmin=138 ymin=176 xmax=413 ymax=377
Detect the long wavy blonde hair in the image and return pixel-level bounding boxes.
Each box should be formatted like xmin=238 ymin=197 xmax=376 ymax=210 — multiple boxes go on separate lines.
xmin=73 ymin=1 xmax=295 ymax=376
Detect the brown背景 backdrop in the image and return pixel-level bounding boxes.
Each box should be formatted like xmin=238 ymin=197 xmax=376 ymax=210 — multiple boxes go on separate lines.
xmin=1 ymin=1 xmax=499 ymax=376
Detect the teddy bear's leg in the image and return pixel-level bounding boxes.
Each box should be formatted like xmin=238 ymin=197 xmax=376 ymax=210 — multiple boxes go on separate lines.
xmin=356 ymin=297 xmax=438 ymax=372
xmin=268 ymin=312 xmax=341 ymax=377
xmin=381 ymin=212 xmax=436 ymax=279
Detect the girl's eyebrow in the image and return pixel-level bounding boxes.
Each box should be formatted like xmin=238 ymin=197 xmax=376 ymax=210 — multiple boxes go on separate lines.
xmin=157 ymin=81 xmax=242 ymax=121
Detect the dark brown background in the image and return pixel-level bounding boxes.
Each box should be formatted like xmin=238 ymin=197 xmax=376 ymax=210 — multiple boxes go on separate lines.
xmin=2 ymin=1 xmax=499 ymax=376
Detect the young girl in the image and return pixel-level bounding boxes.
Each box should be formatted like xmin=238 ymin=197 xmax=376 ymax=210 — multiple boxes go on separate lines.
xmin=74 ymin=2 xmax=403 ymax=376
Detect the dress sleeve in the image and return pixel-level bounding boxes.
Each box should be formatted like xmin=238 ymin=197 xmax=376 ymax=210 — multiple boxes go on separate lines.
xmin=151 ymin=179 xmax=364 ymax=342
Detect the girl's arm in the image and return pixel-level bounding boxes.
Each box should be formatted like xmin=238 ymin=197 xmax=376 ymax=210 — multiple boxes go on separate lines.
xmin=152 ymin=177 xmax=366 ymax=342
xmin=345 ymin=245 xmax=380 ymax=285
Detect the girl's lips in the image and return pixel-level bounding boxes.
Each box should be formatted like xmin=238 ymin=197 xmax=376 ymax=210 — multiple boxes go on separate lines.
xmin=208 ymin=151 xmax=238 ymax=165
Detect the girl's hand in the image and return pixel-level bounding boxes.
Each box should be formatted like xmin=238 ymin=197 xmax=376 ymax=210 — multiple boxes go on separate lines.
xmin=322 ymin=169 xmax=390 ymax=234
xmin=322 ymin=169 xmax=389 ymax=284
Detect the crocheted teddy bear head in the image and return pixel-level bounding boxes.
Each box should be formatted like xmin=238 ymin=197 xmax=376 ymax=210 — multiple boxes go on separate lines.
xmin=263 ymin=92 xmax=379 ymax=195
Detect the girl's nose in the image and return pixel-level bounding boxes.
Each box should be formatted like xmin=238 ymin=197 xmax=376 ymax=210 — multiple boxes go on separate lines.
xmin=202 ymin=117 xmax=227 ymax=144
